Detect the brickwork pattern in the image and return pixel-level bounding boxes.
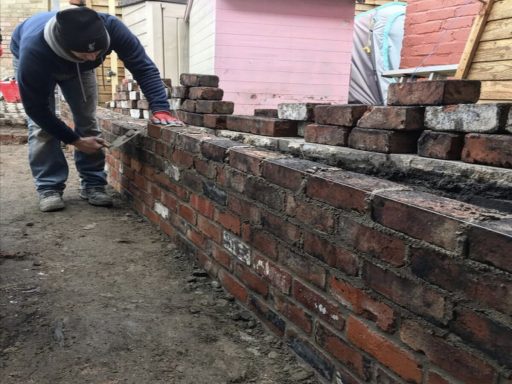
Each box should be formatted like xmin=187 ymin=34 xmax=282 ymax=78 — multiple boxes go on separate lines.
xmin=60 ymin=98 xmax=512 ymax=383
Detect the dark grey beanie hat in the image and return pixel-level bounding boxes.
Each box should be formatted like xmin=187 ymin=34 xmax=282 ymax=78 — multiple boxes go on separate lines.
xmin=55 ymin=7 xmax=109 ymax=52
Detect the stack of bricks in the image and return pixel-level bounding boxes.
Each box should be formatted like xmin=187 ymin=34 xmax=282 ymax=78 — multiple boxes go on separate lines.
xmin=106 ymin=78 xmax=173 ymax=120
xmin=276 ymin=103 xmax=329 ymax=137
xmin=175 ymin=74 xmax=235 ymax=129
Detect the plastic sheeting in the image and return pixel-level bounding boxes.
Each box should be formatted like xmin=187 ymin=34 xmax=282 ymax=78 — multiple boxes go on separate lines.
xmin=349 ymin=3 xmax=406 ymax=105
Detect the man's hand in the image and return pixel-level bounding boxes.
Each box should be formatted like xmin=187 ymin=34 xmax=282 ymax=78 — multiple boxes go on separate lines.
xmin=151 ymin=111 xmax=184 ymax=127
xmin=72 ymin=137 xmax=106 ymax=153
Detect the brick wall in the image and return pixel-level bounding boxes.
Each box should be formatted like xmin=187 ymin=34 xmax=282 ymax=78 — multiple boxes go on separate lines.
xmin=400 ymin=0 xmax=482 ymax=68
xmin=62 ymin=102 xmax=512 ymax=383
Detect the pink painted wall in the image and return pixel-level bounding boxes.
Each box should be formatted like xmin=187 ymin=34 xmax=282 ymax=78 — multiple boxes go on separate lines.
xmin=214 ymin=0 xmax=355 ymax=115
xmin=400 ymin=0 xmax=482 ymax=68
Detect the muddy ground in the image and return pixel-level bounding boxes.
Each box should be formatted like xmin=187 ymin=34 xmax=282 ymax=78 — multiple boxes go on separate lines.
xmin=0 ymin=143 xmax=320 ymax=384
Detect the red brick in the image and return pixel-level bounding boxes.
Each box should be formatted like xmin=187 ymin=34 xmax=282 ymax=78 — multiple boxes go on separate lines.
xmin=155 ymin=141 xmax=168 ymax=157
xmin=196 ymin=251 xmax=220 ymax=277
xmin=262 ymin=158 xmax=319 ymax=192
xmin=349 ymin=128 xmax=420 ymax=153
xmin=329 ymin=277 xmax=396 ymax=332
xmin=306 ymin=169 xmax=399 ymax=213
xmin=147 ymin=123 xmax=161 ymax=139
xmin=190 ymin=194 xmax=214 ymax=219
xmin=188 ymin=87 xmax=224 ymax=100
xmin=144 ymin=205 xmax=160 ymax=225
xmin=218 ymin=269 xmax=248 ymax=303
xmin=251 ymin=230 xmax=278 ymax=260
xmin=203 ymin=114 xmax=228 ymax=129
xmin=468 ymin=219 xmax=512 ymax=273
xmin=273 ymin=293 xmax=313 ymax=334
xmin=248 ymin=296 xmax=286 ymax=337
xmin=410 ymin=246 xmax=512 ymax=316
xmin=252 ymin=252 xmax=292 ymax=294
xmin=278 ymin=246 xmax=327 ymax=289
xmin=304 ymin=124 xmax=351 ymax=146
xmin=171 ymin=149 xmax=194 ymax=168
xmin=222 ymin=168 xmax=246 ymax=194
xmin=357 ymin=106 xmax=425 ymax=130
xmin=211 ymin=244 xmax=233 ymax=270
xmin=180 ymin=73 xmax=219 ymax=87
xmin=229 ymin=147 xmax=284 ymax=176
xmin=178 ymin=203 xmax=196 ymax=225
xmin=226 ymin=115 xmax=298 ymax=137
xmin=427 ymin=371 xmax=452 ymax=384
xmin=187 ymin=227 xmax=206 ymax=249
xmin=196 ymin=100 xmax=234 ymax=114
xmin=254 ymin=109 xmax=278 ymax=118
xmin=315 ymin=105 xmax=368 ymax=126
xmin=462 ymin=133 xmax=512 ymax=168
xmin=261 ymin=210 xmax=301 ymax=246
xmin=149 ymin=183 xmax=162 ymax=200
xmin=228 ymin=195 xmax=261 ymax=225
xmin=347 ymin=316 xmax=422 ymax=383
xmin=180 ymin=99 xmax=197 ymax=112
xmin=315 ymin=323 xmax=370 ymax=380
xmin=417 ymin=130 xmax=464 ymax=160
xmin=400 ymin=319 xmax=496 ymax=384
xmin=234 ymin=263 xmax=269 ymax=297
xmin=286 ymin=195 xmax=335 ymax=233
xmin=159 ymin=218 xmax=176 ymax=239
xmin=201 ymin=138 xmax=238 ymax=161
xmin=303 ymin=231 xmax=358 ymax=276
xmin=372 ymin=190 xmax=479 ymax=251
xmin=387 ymin=80 xmax=481 ymax=106
xmin=215 ymin=209 xmax=241 ymax=235
xmin=176 ymin=110 xmax=204 ymax=126
xmin=194 ymin=158 xmax=217 ymax=179
xmin=450 ymin=307 xmax=512 ymax=367
xmin=363 ymin=262 xmax=447 ymax=322
xmin=338 ymin=216 xmax=406 ymax=266
xmin=293 ymin=280 xmax=345 ymax=330
xmin=197 ymin=215 xmax=222 ymax=244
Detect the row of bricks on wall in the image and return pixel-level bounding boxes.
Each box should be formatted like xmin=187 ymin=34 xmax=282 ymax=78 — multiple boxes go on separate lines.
xmin=90 ymin=109 xmax=512 ymax=384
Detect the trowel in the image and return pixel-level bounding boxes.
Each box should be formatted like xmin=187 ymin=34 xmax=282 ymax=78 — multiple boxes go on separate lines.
xmin=104 ymin=129 xmax=142 ymax=149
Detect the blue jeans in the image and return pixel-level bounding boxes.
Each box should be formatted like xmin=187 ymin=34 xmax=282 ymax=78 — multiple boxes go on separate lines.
xmin=15 ymin=59 xmax=106 ymax=194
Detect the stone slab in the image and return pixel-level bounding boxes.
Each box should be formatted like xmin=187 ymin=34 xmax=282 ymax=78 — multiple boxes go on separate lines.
xmin=277 ymin=103 xmax=329 ymax=121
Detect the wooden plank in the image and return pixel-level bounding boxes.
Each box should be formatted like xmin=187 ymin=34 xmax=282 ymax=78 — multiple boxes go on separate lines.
xmin=473 ymin=38 xmax=512 ymax=62
xmin=467 ymin=60 xmax=512 ymax=80
xmin=488 ymin=0 xmax=512 ymax=20
xmin=479 ymin=80 xmax=512 ymax=100
xmin=455 ymin=0 xmax=495 ymax=79
xmin=480 ymin=18 xmax=512 ymax=41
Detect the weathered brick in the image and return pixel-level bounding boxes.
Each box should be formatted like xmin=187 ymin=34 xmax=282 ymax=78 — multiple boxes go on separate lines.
xmin=286 ymin=195 xmax=335 ymax=233
xmin=347 ymin=316 xmax=422 ymax=383
xmin=234 ymin=263 xmax=269 ymax=297
xmin=187 ymin=227 xmax=206 ymax=249
xmin=171 ymin=86 xmax=188 ymax=99
xmin=228 ymin=195 xmax=261 ymax=225
xmin=278 ymin=246 xmax=326 ymax=289
xmin=176 ymin=110 xmax=204 ymax=127
xmin=277 ymin=103 xmax=328 ymax=121
xmin=357 ymin=106 xmax=425 ymax=130
xmin=286 ymin=328 xmax=335 ymax=381
xmin=262 ymin=158 xmax=319 ymax=192
xmin=188 ymin=87 xmax=224 ymax=101
xmin=229 ymin=147 xmax=284 ymax=176
xmin=201 ymin=138 xmax=239 ymax=162
xmin=427 ymin=372 xmax=451 ymax=384
xmin=245 ymin=179 xmax=284 ymax=211
xmin=304 ymin=124 xmax=351 ymax=146
xmin=462 ymin=133 xmax=512 ymax=168
xmin=363 ymin=262 xmax=447 ymax=321
xmin=248 ymin=295 xmax=286 ymax=337
xmin=315 ymin=323 xmax=370 ymax=380
xmin=251 ymin=229 xmax=278 ymax=259
xmin=180 ymin=73 xmax=219 ymax=87
xmin=215 ymin=208 xmax=240 ymax=235
xmin=387 ymin=80 xmax=481 ymax=106
xmin=211 ymin=244 xmax=233 ymax=270
xmin=147 ymin=123 xmax=161 ymax=139
xmin=417 ymin=130 xmax=464 ymax=160
xmin=220 ymin=168 xmax=246 ymax=194
xmin=203 ymin=114 xmax=228 ymax=129
xmin=252 ymin=252 xmax=292 ymax=294
xmin=178 ymin=203 xmax=196 ymax=225
xmin=329 ymin=277 xmax=396 ymax=332
xmin=195 ymin=100 xmax=234 ymax=114
xmin=273 ymin=293 xmax=313 ymax=334
xmin=468 ymin=219 xmax=512 ymax=273
xmin=197 ymin=215 xmax=222 ymax=243
xmin=194 ymin=158 xmax=217 ymax=179
xmin=450 ymin=307 xmax=512 ymax=367
xmin=338 ymin=216 xmax=406 ymax=266
xmin=425 ymin=103 xmax=511 ymax=133
xmin=303 ymin=232 xmax=358 ymax=275
xmin=223 ymin=230 xmax=251 ymax=266
xmin=261 ymin=210 xmax=301 ymax=246
xmin=218 ymin=269 xmax=248 ymax=303
xmin=372 ymin=190 xmax=480 ymax=251
xmin=181 ymin=171 xmax=203 ymax=194
xmin=410 ymin=246 xmax=512 ymax=316
xmin=315 ymin=105 xmax=368 ymax=126
xmin=190 ymin=194 xmax=214 ymax=219
xmin=306 ymin=169 xmax=401 ymax=213
xmin=226 ymin=116 xmax=298 ymax=137
xmin=202 ymin=181 xmax=227 ymax=206
xmin=254 ymin=109 xmax=278 ymax=118
xmin=400 ymin=319 xmax=496 ymax=384
xmin=180 ymin=99 xmax=197 ymax=112
xmin=348 ymin=128 xmax=420 ymax=154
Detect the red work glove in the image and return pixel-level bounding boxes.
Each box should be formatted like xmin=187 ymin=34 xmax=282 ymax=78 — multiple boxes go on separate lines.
xmin=150 ymin=111 xmax=184 ymax=127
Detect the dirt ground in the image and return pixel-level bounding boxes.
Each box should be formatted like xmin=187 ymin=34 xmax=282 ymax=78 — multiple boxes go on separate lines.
xmin=0 ymin=144 xmax=320 ymax=384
